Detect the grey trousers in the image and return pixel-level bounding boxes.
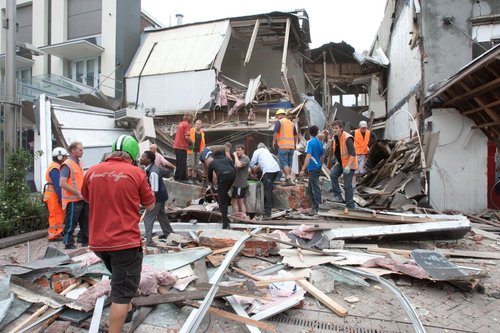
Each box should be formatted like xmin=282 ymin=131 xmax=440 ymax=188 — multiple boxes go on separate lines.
xmin=143 ymin=201 xmax=173 ymax=245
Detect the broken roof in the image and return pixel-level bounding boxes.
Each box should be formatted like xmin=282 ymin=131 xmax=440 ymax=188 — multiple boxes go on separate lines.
xmin=126 ymin=10 xmax=311 ymax=78
xmin=424 ymin=44 xmax=500 ymax=146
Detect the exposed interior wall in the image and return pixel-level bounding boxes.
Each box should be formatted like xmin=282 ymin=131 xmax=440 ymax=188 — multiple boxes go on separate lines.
xmin=221 ymin=38 xmax=305 ymax=92
xmin=421 ymin=0 xmax=473 ymax=93
xmin=125 ymin=69 xmax=217 ymax=114
xmin=426 ymin=108 xmax=488 ymax=213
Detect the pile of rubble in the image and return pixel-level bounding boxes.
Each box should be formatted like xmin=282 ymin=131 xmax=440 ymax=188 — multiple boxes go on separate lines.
xmin=1 ymin=205 xmax=499 ymax=332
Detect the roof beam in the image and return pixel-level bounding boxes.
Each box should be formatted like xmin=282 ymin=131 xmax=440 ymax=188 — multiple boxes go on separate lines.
xmin=457 ymin=81 xmax=499 ymax=122
xmin=463 ymin=99 xmax=500 ymax=115
xmin=443 ymin=76 xmax=500 ymax=106
xmin=244 ymin=19 xmax=260 ymax=65
xmin=472 ymin=119 xmax=500 ymax=129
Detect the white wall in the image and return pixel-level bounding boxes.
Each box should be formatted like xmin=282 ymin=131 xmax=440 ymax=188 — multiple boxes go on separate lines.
xmin=100 ymin=0 xmax=117 ymax=97
xmin=126 ymin=69 xmax=216 ymax=114
xmin=427 ymin=109 xmax=488 ymax=213
xmin=386 ymin=2 xmax=421 ymax=111
xmin=32 ymin=0 xmax=48 ymax=75
xmin=50 ymin=0 xmax=66 ymax=76
xmin=369 ymin=75 xmax=386 ymax=119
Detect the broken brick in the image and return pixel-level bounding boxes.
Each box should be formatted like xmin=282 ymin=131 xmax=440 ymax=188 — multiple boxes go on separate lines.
xmin=199 ymin=230 xmax=278 ymax=257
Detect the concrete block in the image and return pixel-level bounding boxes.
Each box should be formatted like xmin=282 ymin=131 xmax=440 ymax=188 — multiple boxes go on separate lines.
xmin=199 ymin=229 xmax=278 ymax=257
xmin=309 ymin=268 xmax=335 ymax=293
xmin=165 ymin=179 xmax=206 ymax=208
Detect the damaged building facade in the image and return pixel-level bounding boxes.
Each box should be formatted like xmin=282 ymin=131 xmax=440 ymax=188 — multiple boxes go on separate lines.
xmin=367 ymin=0 xmax=500 ymax=213
xmin=123 ymin=11 xmax=320 ymax=153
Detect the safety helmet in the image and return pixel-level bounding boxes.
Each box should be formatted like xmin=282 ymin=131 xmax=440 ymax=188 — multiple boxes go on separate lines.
xmin=112 ymin=135 xmax=139 ymax=161
xmin=52 ymin=147 xmax=69 ymax=161
xmin=275 ymin=109 xmax=286 ymax=116
xmin=359 ymin=120 xmax=368 ymax=128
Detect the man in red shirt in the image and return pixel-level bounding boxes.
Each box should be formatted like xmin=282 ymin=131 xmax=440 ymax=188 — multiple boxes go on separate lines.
xmin=82 ymin=135 xmax=155 ymax=333
xmin=173 ymin=112 xmax=194 ymax=181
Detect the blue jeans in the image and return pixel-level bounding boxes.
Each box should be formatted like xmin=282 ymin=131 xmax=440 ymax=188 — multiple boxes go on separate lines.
xmin=330 ymin=163 xmax=355 ymax=208
xmin=277 ymin=149 xmax=294 ymax=169
xmin=307 ymin=169 xmax=321 ymax=211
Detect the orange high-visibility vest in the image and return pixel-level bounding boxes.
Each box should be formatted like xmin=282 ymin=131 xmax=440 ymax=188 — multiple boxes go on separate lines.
xmin=354 ymin=129 xmax=371 ymax=155
xmin=277 ymin=118 xmax=295 ymax=149
xmin=43 ymin=162 xmax=61 ymax=203
xmin=332 ymin=131 xmax=358 ymax=170
xmin=187 ymin=128 xmax=205 ymax=154
xmin=61 ymin=158 xmax=84 ymax=209
xmin=43 ymin=161 xmax=65 ymax=240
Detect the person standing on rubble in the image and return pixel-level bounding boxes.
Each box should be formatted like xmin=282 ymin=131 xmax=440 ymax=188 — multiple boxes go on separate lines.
xmin=187 ymin=119 xmax=205 ymax=181
xmin=140 ymin=150 xmax=174 ymax=246
xmin=329 ymin=120 xmax=358 ymax=209
xmin=249 ymin=143 xmax=281 ymax=219
xmin=273 ymin=109 xmax=297 ymax=186
xmin=231 ymin=144 xmax=251 ymax=220
xmin=299 ymin=125 xmax=324 ymax=215
xmin=150 ymin=143 xmax=175 ymax=178
xmin=59 ymin=141 xmax=89 ymax=250
xmin=43 ymin=147 xmax=69 ymax=240
xmin=173 ymin=112 xmax=194 ymax=181
xmin=205 ymin=148 xmax=236 ymax=229
xmin=82 ymin=135 xmax=155 ymax=333
xmin=351 ymin=120 xmax=377 ymax=184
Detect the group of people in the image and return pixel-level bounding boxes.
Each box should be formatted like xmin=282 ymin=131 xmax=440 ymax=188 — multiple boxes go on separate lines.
xmin=41 ymin=111 xmax=375 ymax=332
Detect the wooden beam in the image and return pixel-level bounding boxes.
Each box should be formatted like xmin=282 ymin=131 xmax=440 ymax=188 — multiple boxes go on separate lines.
xmin=472 ymin=119 xmax=500 ymax=129
xmin=280 ymin=18 xmax=290 ymax=74
xmin=443 ymin=76 xmax=500 ymax=107
xmin=368 ymin=247 xmax=500 ymax=260
xmin=296 ymin=279 xmax=348 ymax=317
xmin=457 ymin=81 xmax=499 ymax=122
xmin=186 ymin=301 xmax=277 ymax=332
xmin=244 ymin=19 xmax=260 ymax=65
xmin=463 ymin=99 xmax=500 ymax=115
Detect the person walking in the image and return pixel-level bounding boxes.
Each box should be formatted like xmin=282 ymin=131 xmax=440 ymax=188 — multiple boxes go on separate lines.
xmin=272 ymin=109 xmax=297 ymax=186
xmin=139 ymin=150 xmax=174 ymax=246
xmin=43 ymin=147 xmax=69 ymax=240
xmin=187 ymin=119 xmax=205 ymax=180
xmin=351 ymin=120 xmax=377 ymax=183
xmin=82 ymin=135 xmax=155 ymax=333
xmin=173 ymin=112 xmax=194 ymax=181
xmin=205 ymin=149 xmax=236 ymax=229
xmin=299 ymin=125 xmax=324 ymax=215
xmin=231 ymin=144 xmax=250 ymax=220
xmin=59 ymin=141 xmax=89 ymax=249
xmin=329 ymin=120 xmax=358 ymax=209
xmin=249 ymin=143 xmax=280 ymax=219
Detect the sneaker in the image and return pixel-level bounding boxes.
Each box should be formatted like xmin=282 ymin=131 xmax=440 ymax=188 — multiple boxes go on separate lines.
xmin=65 ymin=244 xmax=76 ymax=250
xmin=332 ymin=196 xmax=344 ymax=203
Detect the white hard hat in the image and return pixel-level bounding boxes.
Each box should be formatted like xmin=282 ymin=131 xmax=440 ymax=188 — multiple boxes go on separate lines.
xmin=359 ymin=120 xmax=368 ymax=128
xmin=52 ymin=147 xmax=69 ymax=157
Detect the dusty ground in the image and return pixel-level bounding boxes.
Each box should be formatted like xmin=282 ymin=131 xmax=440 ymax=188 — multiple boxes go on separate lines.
xmin=1 ymin=229 xmax=499 ymax=333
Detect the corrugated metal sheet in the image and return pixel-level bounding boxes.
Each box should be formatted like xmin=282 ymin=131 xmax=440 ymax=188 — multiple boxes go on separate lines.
xmin=126 ymin=20 xmax=231 ymax=77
